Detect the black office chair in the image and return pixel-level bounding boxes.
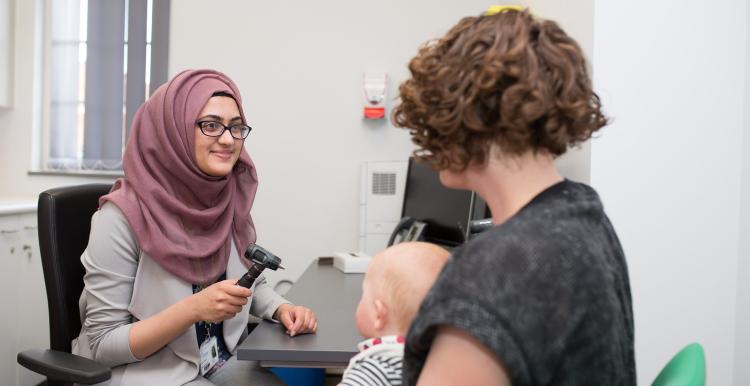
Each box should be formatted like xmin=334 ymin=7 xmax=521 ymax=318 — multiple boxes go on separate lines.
xmin=17 ymin=184 xmax=114 ymax=385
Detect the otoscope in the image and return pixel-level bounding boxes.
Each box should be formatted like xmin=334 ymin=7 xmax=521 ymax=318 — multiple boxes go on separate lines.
xmin=236 ymin=244 xmax=285 ymax=288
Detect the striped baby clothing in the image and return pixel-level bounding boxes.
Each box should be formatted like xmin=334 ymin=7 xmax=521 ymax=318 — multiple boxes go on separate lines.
xmin=339 ymin=336 xmax=404 ymax=386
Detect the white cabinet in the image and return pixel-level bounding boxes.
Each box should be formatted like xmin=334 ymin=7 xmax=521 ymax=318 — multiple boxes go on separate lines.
xmin=0 ymin=214 xmax=21 ymax=386
xmin=15 ymin=212 xmax=48 ymax=386
xmin=0 ymin=210 xmax=48 ymax=386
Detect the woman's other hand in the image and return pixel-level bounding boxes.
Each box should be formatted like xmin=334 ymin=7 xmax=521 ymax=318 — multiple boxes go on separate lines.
xmin=190 ymin=279 xmax=252 ymax=323
xmin=274 ymin=304 xmax=318 ymax=336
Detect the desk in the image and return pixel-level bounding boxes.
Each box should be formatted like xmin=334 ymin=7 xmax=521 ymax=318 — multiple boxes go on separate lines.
xmin=237 ymin=260 xmax=364 ymax=368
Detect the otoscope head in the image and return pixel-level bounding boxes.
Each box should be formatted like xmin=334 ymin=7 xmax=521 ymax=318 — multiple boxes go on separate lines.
xmin=244 ymin=244 xmax=284 ymax=271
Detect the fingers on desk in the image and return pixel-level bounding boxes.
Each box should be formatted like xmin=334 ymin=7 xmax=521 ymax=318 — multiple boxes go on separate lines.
xmin=285 ymin=307 xmax=317 ymax=336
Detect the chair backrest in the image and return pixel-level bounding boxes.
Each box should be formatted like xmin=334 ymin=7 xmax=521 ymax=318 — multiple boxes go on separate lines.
xmin=651 ymin=342 xmax=706 ymax=386
xmin=38 ymin=184 xmax=113 ymax=353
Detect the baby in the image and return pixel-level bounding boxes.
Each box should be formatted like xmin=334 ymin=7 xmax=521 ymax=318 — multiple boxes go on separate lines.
xmin=339 ymin=242 xmax=450 ymax=386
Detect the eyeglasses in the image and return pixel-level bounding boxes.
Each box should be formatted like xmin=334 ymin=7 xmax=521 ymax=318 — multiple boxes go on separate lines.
xmin=196 ymin=120 xmax=252 ymax=140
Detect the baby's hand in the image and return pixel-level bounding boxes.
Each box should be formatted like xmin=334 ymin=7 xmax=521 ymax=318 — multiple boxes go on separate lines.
xmin=274 ymin=304 xmax=317 ymax=336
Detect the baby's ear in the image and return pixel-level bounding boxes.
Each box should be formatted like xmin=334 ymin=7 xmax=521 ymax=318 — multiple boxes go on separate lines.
xmin=373 ymin=299 xmax=388 ymax=332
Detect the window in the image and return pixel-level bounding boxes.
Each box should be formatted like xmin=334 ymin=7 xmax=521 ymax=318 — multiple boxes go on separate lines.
xmin=40 ymin=0 xmax=170 ymax=173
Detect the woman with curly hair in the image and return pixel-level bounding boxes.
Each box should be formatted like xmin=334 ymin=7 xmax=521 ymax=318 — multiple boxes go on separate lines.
xmin=393 ymin=9 xmax=635 ymax=386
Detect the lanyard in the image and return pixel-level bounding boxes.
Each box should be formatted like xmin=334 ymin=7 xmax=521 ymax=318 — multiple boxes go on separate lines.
xmin=196 ymin=283 xmax=214 ymax=339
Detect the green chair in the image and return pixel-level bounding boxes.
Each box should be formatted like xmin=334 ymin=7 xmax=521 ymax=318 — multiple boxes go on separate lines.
xmin=651 ymin=342 xmax=706 ymax=386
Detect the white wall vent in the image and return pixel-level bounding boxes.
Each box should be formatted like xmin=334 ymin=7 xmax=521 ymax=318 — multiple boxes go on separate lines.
xmin=372 ymin=172 xmax=397 ymax=195
xmin=359 ymin=161 xmax=408 ymax=256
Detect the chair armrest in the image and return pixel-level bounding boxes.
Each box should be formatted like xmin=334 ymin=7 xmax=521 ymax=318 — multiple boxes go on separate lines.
xmin=17 ymin=348 xmax=111 ymax=384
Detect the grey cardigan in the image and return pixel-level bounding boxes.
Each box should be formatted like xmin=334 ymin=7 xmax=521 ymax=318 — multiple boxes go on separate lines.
xmin=72 ymin=203 xmax=289 ymax=386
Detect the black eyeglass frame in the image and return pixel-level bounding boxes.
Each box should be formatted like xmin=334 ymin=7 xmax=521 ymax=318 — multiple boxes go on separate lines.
xmin=195 ymin=120 xmax=252 ymax=140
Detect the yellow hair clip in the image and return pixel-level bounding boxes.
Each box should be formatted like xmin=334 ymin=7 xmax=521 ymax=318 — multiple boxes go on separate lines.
xmin=484 ymin=5 xmax=525 ymax=16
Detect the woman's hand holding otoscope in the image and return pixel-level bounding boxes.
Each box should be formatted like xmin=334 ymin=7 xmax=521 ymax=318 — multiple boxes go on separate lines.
xmin=236 ymin=244 xmax=317 ymax=336
xmin=236 ymin=244 xmax=285 ymax=288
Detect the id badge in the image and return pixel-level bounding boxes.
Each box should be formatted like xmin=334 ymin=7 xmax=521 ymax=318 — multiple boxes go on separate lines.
xmin=199 ymin=336 xmax=220 ymax=376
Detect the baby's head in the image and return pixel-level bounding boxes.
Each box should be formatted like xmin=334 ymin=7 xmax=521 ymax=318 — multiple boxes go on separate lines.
xmin=355 ymin=242 xmax=449 ymax=338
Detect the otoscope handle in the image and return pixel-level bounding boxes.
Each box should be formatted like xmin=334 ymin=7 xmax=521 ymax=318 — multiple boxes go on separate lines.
xmin=236 ymin=264 xmax=265 ymax=288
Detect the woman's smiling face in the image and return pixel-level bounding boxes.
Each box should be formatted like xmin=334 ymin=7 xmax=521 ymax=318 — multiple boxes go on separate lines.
xmin=193 ymin=96 xmax=244 ymax=177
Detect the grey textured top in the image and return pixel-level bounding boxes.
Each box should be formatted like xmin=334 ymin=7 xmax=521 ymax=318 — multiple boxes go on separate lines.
xmin=77 ymin=202 xmax=288 ymax=368
xmin=403 ymin=180 xmax=635 ymax=386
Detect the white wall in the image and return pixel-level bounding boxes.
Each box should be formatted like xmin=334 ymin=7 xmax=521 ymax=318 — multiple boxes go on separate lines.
xmin=591 ymin=1 xmax=746 ymax=385
xmin=0 ymin=0 xmax=12 ymax=107
xmin=0 ymin=0 xmax=114 ymax=201
xmin=2 ymin=0 xmax=596 ymax=287
xmin=735 ymin=1 xmax=750 ymax=383
xmin=169 ymin=0 xmax=493 ymax=285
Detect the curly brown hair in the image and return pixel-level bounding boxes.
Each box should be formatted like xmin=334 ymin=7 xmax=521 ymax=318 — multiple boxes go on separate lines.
xmin=392 ymin=10 xmax=608 ymax=171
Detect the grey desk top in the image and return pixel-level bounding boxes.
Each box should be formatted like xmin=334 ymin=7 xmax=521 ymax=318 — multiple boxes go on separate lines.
xmin=237 ymin=260 xmax=364 ymax=367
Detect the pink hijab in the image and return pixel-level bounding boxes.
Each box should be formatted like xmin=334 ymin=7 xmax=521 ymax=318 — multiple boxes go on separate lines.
xmin=100 ymin=69 xmax=257 ymax=285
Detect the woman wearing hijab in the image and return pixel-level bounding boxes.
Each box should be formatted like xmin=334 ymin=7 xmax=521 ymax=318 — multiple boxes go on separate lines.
xmin=73 ymin=69 xmax=316 ymax=386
